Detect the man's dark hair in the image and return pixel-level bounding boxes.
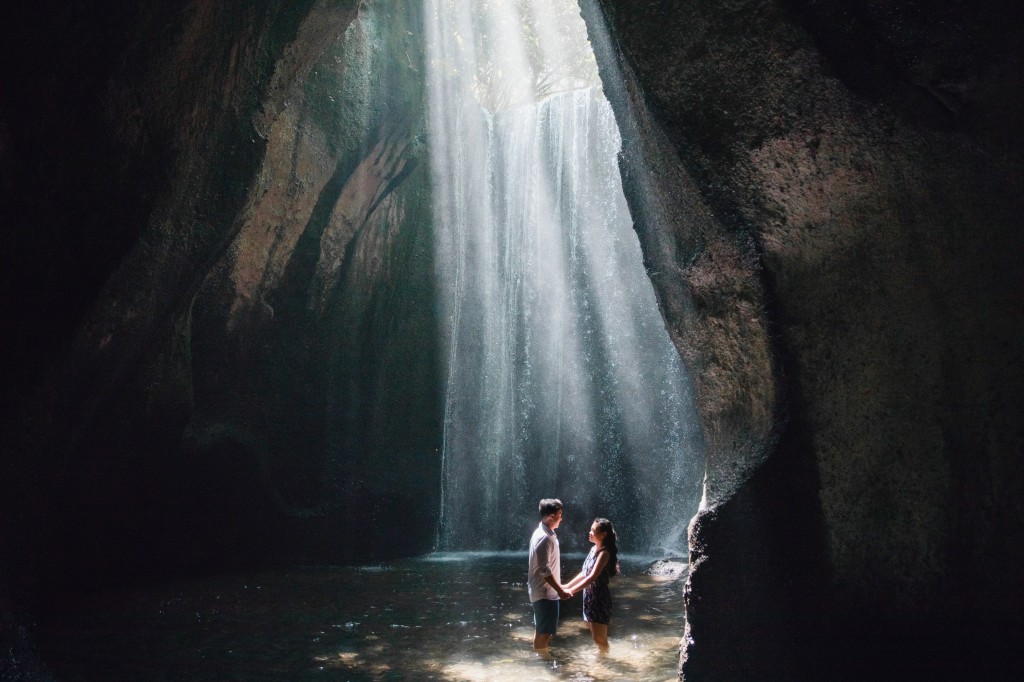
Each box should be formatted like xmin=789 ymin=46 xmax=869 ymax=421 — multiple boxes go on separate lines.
xmin=538 ymin=498 xmax=563 ymax=518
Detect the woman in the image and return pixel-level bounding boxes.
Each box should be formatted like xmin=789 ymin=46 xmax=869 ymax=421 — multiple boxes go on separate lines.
xmin=564 ymin=517 xmax=619 ymax=651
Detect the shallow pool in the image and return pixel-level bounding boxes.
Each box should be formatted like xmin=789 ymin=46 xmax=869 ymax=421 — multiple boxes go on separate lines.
xmin=40 ymin=553 xmax=686 ymax=681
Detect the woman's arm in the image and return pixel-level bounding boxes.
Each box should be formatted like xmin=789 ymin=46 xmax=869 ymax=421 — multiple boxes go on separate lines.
xmin=562 ymin=570 xmax=586 ymax=593
xmin=564 ymin=550 xmax=609 ymax=593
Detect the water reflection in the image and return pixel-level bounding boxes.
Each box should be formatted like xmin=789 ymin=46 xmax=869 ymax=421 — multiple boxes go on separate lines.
xmin=41 ymin=554 xmax=684 ymax=681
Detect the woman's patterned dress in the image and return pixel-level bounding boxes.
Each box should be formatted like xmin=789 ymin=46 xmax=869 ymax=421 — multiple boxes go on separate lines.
xmin=582 ymin=547 xmax=613 ymax=624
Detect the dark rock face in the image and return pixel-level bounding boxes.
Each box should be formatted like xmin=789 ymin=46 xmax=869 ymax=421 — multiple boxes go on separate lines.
xmin=1 ymin=0 xmax=442 ymax=594
xmin=185 ymin=0 xmax=439 ymax=568
xmin=1 ymin=0 xmax=1022 ymax=680
xmin=589 ymin=0 xmax=1024 ymax=678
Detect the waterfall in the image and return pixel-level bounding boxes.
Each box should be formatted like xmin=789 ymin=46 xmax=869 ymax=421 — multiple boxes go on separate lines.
xmin=425 ymin=0 xmax=704 ymax=555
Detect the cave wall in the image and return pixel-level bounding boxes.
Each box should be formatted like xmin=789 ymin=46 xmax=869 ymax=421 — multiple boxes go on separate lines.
xmin=587 ymin=0 xmax=1024 ymax=678
xmin=185 ymin=0 xmax=439 ymax=568
xmin=1 ymin=0 xmax=446 ymax=613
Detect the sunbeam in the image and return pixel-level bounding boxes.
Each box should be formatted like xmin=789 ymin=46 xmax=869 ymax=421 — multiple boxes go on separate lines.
xmin=425 ymin=0 xmax=705 ymax=555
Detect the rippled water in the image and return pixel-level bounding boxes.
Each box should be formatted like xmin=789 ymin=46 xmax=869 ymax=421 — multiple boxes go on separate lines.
xmin=40 ymin=553 xmax=685 ymax=681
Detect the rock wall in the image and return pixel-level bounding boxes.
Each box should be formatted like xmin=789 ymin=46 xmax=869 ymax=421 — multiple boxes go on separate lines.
xmin=185 ymin=0 xmax=439 ymax=568
xmin=587 ymin=0 xmax=1024 ymax=678
xmin=0 ymin=0 xmax=444 ymax=603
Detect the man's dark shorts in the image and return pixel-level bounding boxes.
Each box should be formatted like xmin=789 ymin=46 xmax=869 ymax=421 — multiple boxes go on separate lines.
xmin=532 ymin=598 xmax=560 ymax=635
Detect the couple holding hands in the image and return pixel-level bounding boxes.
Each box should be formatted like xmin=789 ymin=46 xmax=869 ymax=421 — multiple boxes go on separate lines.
xmin=527 ymin=498 xmax=619 ymax=654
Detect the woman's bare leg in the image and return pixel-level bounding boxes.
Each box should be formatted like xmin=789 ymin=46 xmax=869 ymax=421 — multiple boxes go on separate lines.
xmin=588 ymin=623 xmax=609 ymax=651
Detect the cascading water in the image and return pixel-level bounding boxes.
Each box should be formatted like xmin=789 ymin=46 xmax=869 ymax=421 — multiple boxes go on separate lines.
xmin=425 ymin=0 xmax=705 ymax=555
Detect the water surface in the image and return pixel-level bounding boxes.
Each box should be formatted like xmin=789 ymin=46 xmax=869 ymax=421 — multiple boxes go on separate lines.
xmin=41 ymin=553 xmax=685 ymax=681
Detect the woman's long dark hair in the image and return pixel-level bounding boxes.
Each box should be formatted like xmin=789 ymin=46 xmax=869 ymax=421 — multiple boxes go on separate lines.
xmin=594 ymin=517 xmax=619 ymax=577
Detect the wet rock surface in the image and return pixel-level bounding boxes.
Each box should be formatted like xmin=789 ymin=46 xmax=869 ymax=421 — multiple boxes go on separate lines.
xmin=643 ymin=559 xmax=689 ymax=579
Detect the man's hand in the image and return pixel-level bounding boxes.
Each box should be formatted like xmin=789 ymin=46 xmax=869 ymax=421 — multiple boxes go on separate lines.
xmin=559 ymin=587 xmax=573 ymax=600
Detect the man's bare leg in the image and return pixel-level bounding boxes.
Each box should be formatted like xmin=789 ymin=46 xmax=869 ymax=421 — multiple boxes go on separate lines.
xmin=533 ymin=632 xmax=554 ymax=659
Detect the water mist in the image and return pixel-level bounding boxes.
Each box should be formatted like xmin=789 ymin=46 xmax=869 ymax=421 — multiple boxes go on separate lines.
xmin=424 ymin=0 xmax=705 ymax=555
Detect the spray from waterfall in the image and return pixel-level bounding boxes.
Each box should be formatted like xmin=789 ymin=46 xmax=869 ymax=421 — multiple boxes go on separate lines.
xmin=424 ymin=0 xmax=704 ymax=555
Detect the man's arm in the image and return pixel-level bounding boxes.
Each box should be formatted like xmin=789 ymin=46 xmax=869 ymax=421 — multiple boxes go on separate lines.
xmin=534 ymin=536 xmax=570 ymax=599
xmin=544 ymin=573 xmax=571 ymax=599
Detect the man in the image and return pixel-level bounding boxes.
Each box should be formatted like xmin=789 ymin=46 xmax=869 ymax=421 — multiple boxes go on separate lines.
xmin=528 ymin=498 xmax=572 ymax=652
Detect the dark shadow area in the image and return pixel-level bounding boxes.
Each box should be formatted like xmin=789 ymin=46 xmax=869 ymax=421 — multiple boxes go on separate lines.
xmin=684 ymin=413 xmax=831 ymax=680
xmin=0 ymin=1 xmax=172 ymax=417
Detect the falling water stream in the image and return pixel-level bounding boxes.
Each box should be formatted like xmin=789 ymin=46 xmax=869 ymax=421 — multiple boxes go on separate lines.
xmin=426 ymin=0 xmax=704 ymax=554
